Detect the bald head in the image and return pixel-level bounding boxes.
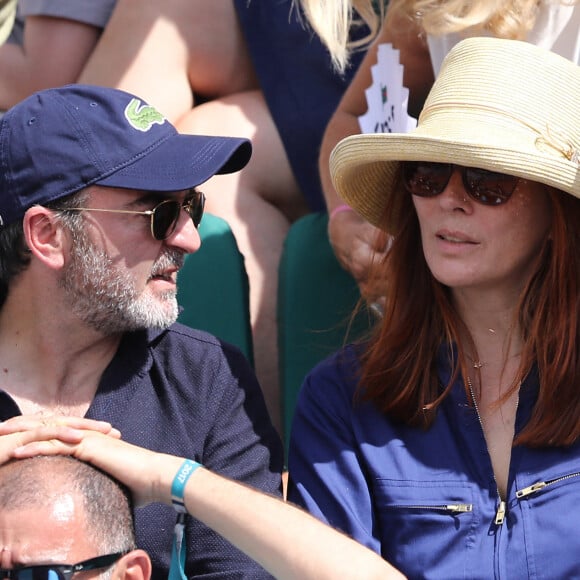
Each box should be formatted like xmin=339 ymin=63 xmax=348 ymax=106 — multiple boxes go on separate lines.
xmin=0 ymin=455 xmax=135 ymax=554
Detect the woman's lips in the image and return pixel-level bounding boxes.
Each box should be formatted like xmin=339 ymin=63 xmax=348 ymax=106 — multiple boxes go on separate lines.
xmin=436 ymin=229 xmax=477 ymax=244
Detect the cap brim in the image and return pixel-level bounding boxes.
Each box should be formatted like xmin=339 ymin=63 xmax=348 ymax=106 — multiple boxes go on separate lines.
xmin=96 ymin=134 xmax=252 ymax=192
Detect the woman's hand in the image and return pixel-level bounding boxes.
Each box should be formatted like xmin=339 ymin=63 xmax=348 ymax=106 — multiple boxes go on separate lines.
xmin=328 ymin=209 xmax=390 ymax=298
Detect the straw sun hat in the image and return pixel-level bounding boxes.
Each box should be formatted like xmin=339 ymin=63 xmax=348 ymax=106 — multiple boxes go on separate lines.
xmin=330 ymin=36 xmax=580 ymax=233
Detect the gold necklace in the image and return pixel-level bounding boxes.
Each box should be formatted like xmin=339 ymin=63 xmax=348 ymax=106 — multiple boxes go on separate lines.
xmin=466 ymin=354 xmax=484 ymax=369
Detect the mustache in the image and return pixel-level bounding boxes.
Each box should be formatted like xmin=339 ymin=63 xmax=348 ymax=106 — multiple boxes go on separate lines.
xmin=150 ymin=248 xmax=185 ymax=277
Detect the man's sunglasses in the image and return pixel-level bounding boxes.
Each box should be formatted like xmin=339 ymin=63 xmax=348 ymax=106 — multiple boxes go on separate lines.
xmin=66 ymin=189 xmax=206 ymax=240
xmin=402 ymin=161 xmax=520 ymax=206
xmin=0 ymin=551 xmax=125 ymax=579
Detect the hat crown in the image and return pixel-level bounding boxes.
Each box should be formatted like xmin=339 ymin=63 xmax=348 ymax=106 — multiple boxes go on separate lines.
xmin=419 ymin=37 xmax=580 ymax=165
xmin=0 ymin=85 xmax=174 ymax=226
xmin=330 ymin=37 xmax=580 ymax=232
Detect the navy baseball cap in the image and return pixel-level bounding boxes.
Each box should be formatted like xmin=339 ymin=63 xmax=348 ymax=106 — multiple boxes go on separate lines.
xmin=0 ymin=84 xmax=252 ymax=226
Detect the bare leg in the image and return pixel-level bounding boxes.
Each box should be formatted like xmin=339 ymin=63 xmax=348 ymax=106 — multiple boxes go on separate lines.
xmin=80 ymin=0 xmax=258 ymax=118
xmin=178 ymin=91 xmax=310 ymax=435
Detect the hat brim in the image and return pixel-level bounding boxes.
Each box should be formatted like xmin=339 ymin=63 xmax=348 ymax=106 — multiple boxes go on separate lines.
xmin=331 ymin=122 xmax=580 ymax=233
xmin=330 ymin=37 xmax=580 ymax=233
xmin=96 ymin=133 xmax=252 ymax=192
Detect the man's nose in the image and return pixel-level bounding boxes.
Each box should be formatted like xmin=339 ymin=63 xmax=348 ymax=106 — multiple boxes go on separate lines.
xmin=164 ymin=210 xmax=202 ymax=255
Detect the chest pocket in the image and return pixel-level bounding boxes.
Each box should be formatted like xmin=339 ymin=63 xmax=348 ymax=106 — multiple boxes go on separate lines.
xmin=514 ymin=470 xmax=580 ymax=579
xmin=373 ymin=478 xmax=479 ymax=578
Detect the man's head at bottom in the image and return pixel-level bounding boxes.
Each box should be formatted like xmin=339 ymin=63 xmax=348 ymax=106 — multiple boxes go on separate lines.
xmin=0 ymin=456 xmax=151 ymax=579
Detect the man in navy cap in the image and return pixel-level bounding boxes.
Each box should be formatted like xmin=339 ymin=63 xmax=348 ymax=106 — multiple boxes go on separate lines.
xmin=0 ymin=84 xmax=282 ymax=578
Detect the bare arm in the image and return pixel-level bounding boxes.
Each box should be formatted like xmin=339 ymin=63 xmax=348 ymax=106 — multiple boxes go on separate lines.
xmin=12 ymin=431 xmax=406 ymax=580
xmin=0 ymin=15 xmax=101 ymax=110
xmin=320 ymin=11 xmax=433 ymax=292
xmin=181 ymin=464 xmax=404 ymax=580
xmin=321 ymin=10 xmax=433 ymax=212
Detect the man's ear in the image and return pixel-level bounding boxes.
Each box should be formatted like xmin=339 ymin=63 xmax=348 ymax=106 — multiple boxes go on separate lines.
xmin=22 ymin=206 xmax=68 ymax=270
xmin=114 ymin=549 xmax=152 ymax=580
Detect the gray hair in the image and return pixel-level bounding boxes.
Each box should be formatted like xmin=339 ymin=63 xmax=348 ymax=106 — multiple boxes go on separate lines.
xmin=0 ymin=455 xmax=136 ymax=554
xmin=0 ymin=190 xmax=89 ymax=308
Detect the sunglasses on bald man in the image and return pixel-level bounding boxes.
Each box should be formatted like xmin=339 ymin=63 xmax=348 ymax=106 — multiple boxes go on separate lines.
xmin=0 ymin=551 xmax=126 ymax=580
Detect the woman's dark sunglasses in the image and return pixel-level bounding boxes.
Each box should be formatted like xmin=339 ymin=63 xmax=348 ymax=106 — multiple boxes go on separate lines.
xmin=402 ymin=161 xmax=520 ymax=206
xmin=66 ymin=188 xmax=206 ymax=240
xmin=0 ymin=551 xmax=125 ymax=579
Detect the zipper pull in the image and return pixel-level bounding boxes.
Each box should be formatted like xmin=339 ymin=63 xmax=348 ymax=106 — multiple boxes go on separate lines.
xmin=516 ymin=481 xmax=547 ymax=499
xmin=446 ymin=503 xmax=473 ymax=513
xmin=495 ymin=500 xmax=506 ymax=525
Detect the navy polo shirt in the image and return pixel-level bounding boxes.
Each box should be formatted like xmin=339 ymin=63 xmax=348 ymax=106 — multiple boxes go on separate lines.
xmin=1 ymin=323 xmax=283 ymax=579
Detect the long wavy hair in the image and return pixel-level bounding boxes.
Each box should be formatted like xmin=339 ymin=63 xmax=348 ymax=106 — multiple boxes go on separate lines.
xmin=359 ymin=173 xmax=580 ymax=447
xmin=299 ymin=0 xmax=578 ymax=72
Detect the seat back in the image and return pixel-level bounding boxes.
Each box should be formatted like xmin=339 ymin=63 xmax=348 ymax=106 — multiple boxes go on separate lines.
xmin=278 ymin=212 xmax=374 ymax=451
xmin=177 ymin=213 xmax=254 ymax=367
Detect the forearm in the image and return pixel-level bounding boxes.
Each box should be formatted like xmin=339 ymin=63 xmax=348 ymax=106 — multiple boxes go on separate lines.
xmin=176 ymin=463 xmax=404 ymax=580
xmin=319 ymin=36 xmax=377 ymax=213
xmin=319 ymin=9 xmax=433 ymax=214
xmin=97 ymin=448 xmax=402 ymax=579
xmin=320 ymin=110 xmax=363 ymax=213
xmin=10 ymin=430 xmax=403 ymax=578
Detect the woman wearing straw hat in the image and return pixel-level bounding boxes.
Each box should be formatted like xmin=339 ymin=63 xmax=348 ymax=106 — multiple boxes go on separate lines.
xmin=302 ymin=0 xmax=579 ymax=302
xmin=288 ymin=36 xmax=580 ymax=577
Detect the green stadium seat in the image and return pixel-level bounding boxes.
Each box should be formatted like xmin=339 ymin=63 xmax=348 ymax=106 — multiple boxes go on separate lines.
xmin=278 ymin=212 xmax=375 ymax=452
xmin=177 ymin=213 xmax=254 ymax=367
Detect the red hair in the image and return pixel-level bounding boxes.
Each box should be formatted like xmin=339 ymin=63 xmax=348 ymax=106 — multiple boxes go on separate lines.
xmin=359 ymin=178 xmax=580 ymax=446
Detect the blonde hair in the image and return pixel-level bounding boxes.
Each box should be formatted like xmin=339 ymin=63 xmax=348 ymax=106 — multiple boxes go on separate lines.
xmin=297 ymin=0 xmax=385 ymax=72
xmin=387 ymin=0 xmax=543 ymax=38
xmin=300 ymin=0 xmax=578 ymax=71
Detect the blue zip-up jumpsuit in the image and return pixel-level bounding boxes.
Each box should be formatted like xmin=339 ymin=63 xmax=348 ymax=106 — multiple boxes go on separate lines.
xmin=288 ymin=344 xmax=580 ymax=579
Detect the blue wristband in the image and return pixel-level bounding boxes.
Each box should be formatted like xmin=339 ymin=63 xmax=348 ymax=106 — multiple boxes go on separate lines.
xmin=171 ymin=459 xmax=201 ymax=513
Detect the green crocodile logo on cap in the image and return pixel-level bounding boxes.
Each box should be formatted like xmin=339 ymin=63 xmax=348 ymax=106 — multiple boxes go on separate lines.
xmin=124 ymin=98 xmax=166 ymax=131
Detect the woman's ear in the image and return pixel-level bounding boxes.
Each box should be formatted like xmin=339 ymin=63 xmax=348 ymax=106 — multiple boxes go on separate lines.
xmin=113 ymin=549 xmax=152 ymax=580
xmin=22 ymin=206 xmax=68 ymax=270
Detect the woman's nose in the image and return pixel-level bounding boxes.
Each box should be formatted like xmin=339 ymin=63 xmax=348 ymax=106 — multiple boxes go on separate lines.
xmin=438 ymin=168 xmax=473 ymax=211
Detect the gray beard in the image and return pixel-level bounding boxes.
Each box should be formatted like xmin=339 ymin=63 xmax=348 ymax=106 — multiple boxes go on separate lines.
xmin=59 ymin=236 xmax=184 ymax=335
